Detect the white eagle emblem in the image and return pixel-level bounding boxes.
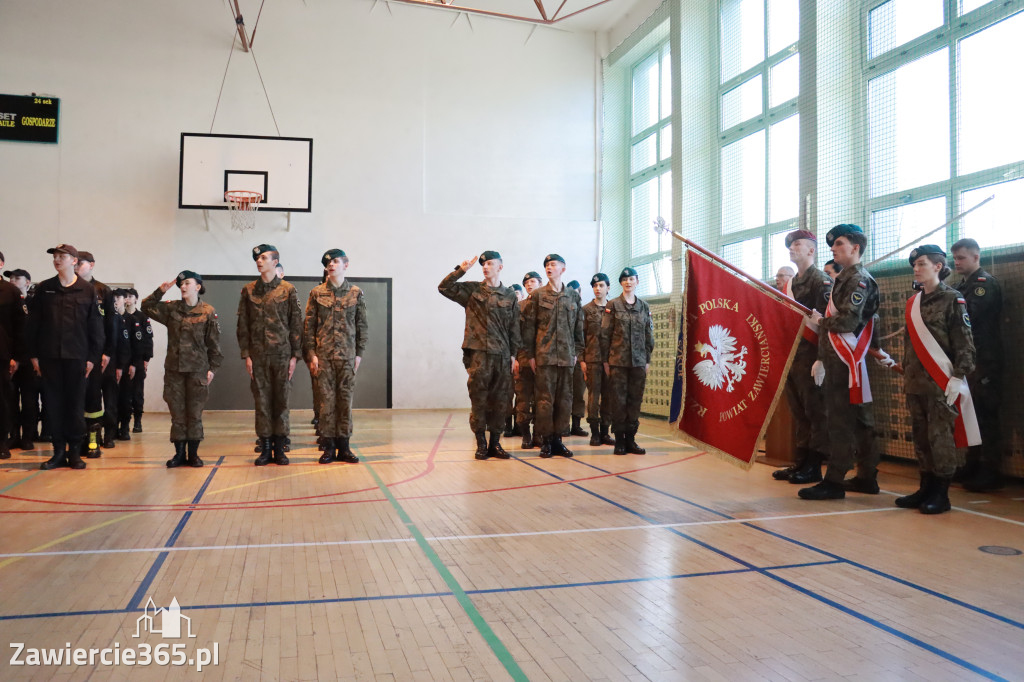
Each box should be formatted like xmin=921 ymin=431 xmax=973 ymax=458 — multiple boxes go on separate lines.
xmin=692 ymin=325 xmax=748 ymax=392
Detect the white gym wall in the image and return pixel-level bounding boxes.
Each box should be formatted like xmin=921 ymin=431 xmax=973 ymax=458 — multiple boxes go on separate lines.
xmin=0 ymin=0 xmax=603 ymax=409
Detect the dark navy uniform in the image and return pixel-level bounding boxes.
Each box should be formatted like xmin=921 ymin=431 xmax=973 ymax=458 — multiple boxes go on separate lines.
xmin=0 ymin=280 xmax=26 ymax=459
xmin=121 ymin=308 xmax=153 ymax=434
xmin=100 ymin=309 xmax=131 ymax=446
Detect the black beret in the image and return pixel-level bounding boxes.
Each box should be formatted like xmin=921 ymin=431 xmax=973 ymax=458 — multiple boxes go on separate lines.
xmin=908 ymin=244 xmax=946 ymax=266
xmin=321 ymin=249 xmax=347 ymax=267
xmin=543 ymin=254 xmax=565 ymax=265
xmin=523 ymin=271 xmax=542 ymax=284
xmin=3 ymin=268 xmax=30 ymax=280
xmin=252 ymin=244 xmax=278 ymax=261
xmin=784 ymin=229 xmax=817 ymax=247
xmin=619 ymin=267 xmax=638 ymax=282
xmin=825 ymin=224 xmax=863 ymax=247
xmin=590 ymin=273 xmax=610 ymax=286
xmin=479 ymin=250 xmax=502 ymax=265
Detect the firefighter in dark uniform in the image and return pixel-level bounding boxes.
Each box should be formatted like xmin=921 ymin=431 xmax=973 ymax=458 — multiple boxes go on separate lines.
xmin=800 ymin=224 xmax=888 ymax=500
xmin=100 ymin=289 xmax=132 ymax=448
xmin=5 ymin=269 xmax=37 ymax=452
xmin=238 ymin=244 xmax=303 ymax=466
xmin=439 ymin=251 xmax=521 ymax=459
xmin=143 ymin=271 xmax=223 ymax=468
xmin=515 ymin=271 xmax=543 ymax=449
xmin=304 ymin=249 xmax=367 ymax=465
xmin=600 ymin=267 xmax=655 ymax=455
xmin=565 ymin=280 xmax=589 ymax=439
xmin=582 ymin=273 xmax=615 ymax=447
xmin=773 ymin=229 xmax=832 ymax=484
xmin=895 ymin=245 xmax=976 ymax=514
xmin=951 ymin=238 xmax=1004 ymax=492
xmin=0 ymin=267 xmax=26 ymax=460
xmin=26 ymin=244 xmax=104 ymax=470
xmin=124 ymin=288 xmax=153 ymax=433
xmin=74 ymin=251 xmax=112 ymax=457
xmin=523 ymin=254 xmax=585 ymax=458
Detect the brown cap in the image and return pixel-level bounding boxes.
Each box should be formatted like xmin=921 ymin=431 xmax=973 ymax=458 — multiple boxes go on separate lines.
xmin=46 ymin=244 xmax=80 ymax=259
xmin=77 ymin=251 xmax=95 ymax=263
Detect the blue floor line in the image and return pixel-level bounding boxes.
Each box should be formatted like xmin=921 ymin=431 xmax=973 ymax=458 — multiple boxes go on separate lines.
xmin=516 ymin=454 xmax=1008 ymax=682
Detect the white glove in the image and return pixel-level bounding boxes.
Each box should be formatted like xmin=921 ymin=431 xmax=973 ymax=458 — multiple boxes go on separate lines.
xmin=811 ymin=361 xmax=825 ymax=387
xmin=873 ymin=349 xmax=897 ymax=368
xmin=944 ymin=376 xmax=965 ymax=406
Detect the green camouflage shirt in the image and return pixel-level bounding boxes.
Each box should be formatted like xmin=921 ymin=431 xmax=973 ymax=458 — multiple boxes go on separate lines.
xmin=789 ymin=264 xmax=832 ymax=360
xmin=522 ymin=282 xmax=584 ymax=367
xmin=599 ymin=294 xmax=654 ymax=367
xmin=302 ymin=279 xmax=368 ymax=361
xmin=902 ymin=283 xmax=976 ymax=394
xmin=438 ymin=266 xmax=520 ymax=356
xmin=236 ymin=276 xmax=303 ymax=359
xmin=142 ymin=288 xmax=223 ymax=373
xmin=818 ymin=262 xmax=879 ymax=367
xmin=581 ymin=299 xmax=606 ymax=363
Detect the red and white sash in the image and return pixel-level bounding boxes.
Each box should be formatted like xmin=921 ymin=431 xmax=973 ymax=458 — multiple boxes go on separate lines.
xmin=826 ymin=293 xmax=873 ymax=404
xmin=784 ymin=277 xmax=820 ymax=345
xmin=905 ymin=292 xmax=982 ymax=447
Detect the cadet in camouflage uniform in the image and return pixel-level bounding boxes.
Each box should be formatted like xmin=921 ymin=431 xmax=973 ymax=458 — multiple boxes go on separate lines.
xmin=143 ymin=271 xmax=223 ymax=468
xmin=600 ymin=267 xmax=655 ymax=455
xmin=439 ymin=250 xmax=521 ymax=460
xmin=304 ymin=249 xmax=367 ymax=465
xmin=800 ymin=224 xmax=885 ymax=500
xmin=503 ymin=283 xmax=526 ymax=438
xmin=238 ymin=244 xmax=303 ymax=466
xmin=565 ymin=280 xmax=589 ymax=439
xmin=952 ymin=238 xmax=1004 ymax=492
xmin=523 ymin=254 xmax=584 ymax=458
xmin=894 ymin=245 xmax=975 ymax=515
xmin=773 ymin=230 xmax=832 ymax=484
xmin=582 ymin=273 xmax=615 ymax=447
xmin=515 ymin=271 xmax=543 ymax=449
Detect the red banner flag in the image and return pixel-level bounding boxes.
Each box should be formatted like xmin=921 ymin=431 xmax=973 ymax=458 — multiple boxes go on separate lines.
xmin=675 ymin=249 xmax=807 ymax=469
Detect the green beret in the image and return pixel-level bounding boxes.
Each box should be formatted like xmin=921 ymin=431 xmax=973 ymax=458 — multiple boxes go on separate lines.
xmin=567 ymin=280 xmax=580 ymax=290
xmin=321 ymin=249 xmax=347 ymax=267
xmin=523 ymin=271 xmax=542 ymax=285
xmin=252 ymin=244 xmax=278 ymax=261
xmin=175 ymin=270 xmax=206 ymax=294
xmin=590 ymin=273 xmax=610 ymax=286
xmin=909 ymin=244 xmax=946 ymax=266
xmin=825 ymin=224 xmax=863 ymax=247
xmin=619 ymin=267 xmax=638 ymax=282
xmin=479 ymin=250 xmax=502 ymax=265
xmin=510 ymin=283 xmax=523 ymax=293
xmin=543 ymin=254 xmax=565 ymax=266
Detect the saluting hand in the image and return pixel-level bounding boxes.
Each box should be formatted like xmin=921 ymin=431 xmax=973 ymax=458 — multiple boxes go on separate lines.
xmin=460 ymin=256 xmax=478 ymax=272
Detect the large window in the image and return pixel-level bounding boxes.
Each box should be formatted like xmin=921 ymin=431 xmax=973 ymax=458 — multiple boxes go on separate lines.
xmin=866 ymin=0 xmax=1024 ymax=262
xmin=719 ymin=0 xmax=801 ymax=280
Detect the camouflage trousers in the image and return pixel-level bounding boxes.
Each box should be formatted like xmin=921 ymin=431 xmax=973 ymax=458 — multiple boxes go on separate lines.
xmin=584 ymin=362 xmax=612 ymax=423
xmin=465 ymin=350 xmax=513 ymax=433
xmin=514 ymin=357 xmax=535 ymax=427
xmin=784 ymin=351 xmax=829 ymax=453
xmin=164 ymin=370 xmax=209 ymax=441
xmin=906 ymin=392 xmax=959 ymax=477
xmin=249 ymin=354 xmax=293 ymax=437
xmin=310 ymin=364 xmax=323 ymax=423
xmin=608 ymin=366 xmax=647 ymax=433
xmin=316 ymin=359 xmax=356 ymax=438
xmin=534 ymin=365 xmax=573 ymax=437
xmin=822 ymin=362 xmax=878 ymax=483
xmin=967 ymin=374 xmax=1001 ymax=468
xmin=572 ymin=363 xmax=585 ymax=418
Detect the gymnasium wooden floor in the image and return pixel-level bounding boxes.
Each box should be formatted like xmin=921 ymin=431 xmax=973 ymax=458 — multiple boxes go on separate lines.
xmin=0 ymin=410 xmax=1022 ymax=682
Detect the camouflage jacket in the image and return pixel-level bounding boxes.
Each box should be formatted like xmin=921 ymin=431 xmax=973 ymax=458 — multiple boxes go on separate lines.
xmin=523 ymin=282 xmax=584 ymax=366
xmin=303 ymin=279 xmax=367 ymax=361
xmin=818 ymin=262 xmax=879 ymax=367
xmin=581 ymin=299 xmax=606 ymax=363
xmin=142 ymin=288 xmax=223 ymax=373
xmin=954 ymin=268 xmax=1002 ymax=379
xmin=237 ymin=276 xmax=303 ymax=359
xmin=600 ymin=294 xmax=654 ymax=367
xmin=438 ymin=266 xmax=520 ymax=356
xmin=903 ymin=283 xmax=976 ymax=394
xmin=790 ymin=264 xmax=832 ymax=360
xmin=516 ymin=299 xmax=530 ymax=361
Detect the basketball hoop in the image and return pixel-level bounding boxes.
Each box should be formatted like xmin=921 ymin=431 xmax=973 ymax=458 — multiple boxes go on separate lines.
xmin=225 ymin=190 xmax=263 ymax=232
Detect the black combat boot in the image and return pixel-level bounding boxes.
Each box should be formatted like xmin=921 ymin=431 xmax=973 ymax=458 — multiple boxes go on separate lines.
xmin=895 ymin=472 xmax=932 ymax=509
xmin=625 ymin=428 xmax=646 ymax=455
xmin=102 ymin=427 xmax=116 ymax=449
xmin=798 ymin=479 xmax=845 ymax=500
xmin=132 ymin=412 xmax=143 ymax=433
xmin=474 ymin=432 xmax=489 ymax=460
xmin=842 ymin=475 xmax=879 ymax=494
xmin=41 ymin=442 xmax=67 ymax=470
xmin=336 ymin=436 xmax=359 ymax=463
xmin=533 ymin=430 xmax=543 ymax=448
xmin=283 ymin=436 xmax=291 ymax=453
xmin=774 ymin=447 xmax=806 ymax=480
xmin=166 ymin=441 xmax=187 ymax=468
xmin=552 ymin=435 xmax=574 ymax=458
xmin=503 ymin=416 xmax=515 ymax=438
xmin=186 ymin=440 xmax=204 ymax=467
xmin=520 ymin=423 xmax=534 ymax=450
xmin=920 ymin=476 xmax=951 ymax=515
xmin=570 ymin=416 xmax=588 ymax=437
xmin=588 ymin=420 xmax=601 ymax=446
xmin=613 ymin=431 xmax=627 ymax=456
xmin=539 ymin=435 xmax=554 ymax=458
xmin=317 ymin=435 xmax=326 ymax=451
xmin=254 ymin=437 xmax=274 ymax=466
xmin=85 ymin=422 xmax=102 ymax=458
xmin=789 ymin=450 xmax=823 ymax=485
xmin=962 ymin=462 xmax=1003 ymax=493
xmin=65 ymin=441 xmax=87 ymax=470
xmin=0 ymin=438 xmax=9 ymax=460
xmin=254 ymin=437 xmax=262 ymax=454
xmin=600 ymin=422 xmax=615 ymax=446
xmin=117 ymin=416 xmax=131 ymax=441
xmin=488 ymin=432 xmax=510 ymax=459
xmin=319 ymin=438 xmax=336 ymax=464
xmin=18 ymin=431 xmax=35 ymax=451
xmin=272 ymin=435 xmax=290 ymax=465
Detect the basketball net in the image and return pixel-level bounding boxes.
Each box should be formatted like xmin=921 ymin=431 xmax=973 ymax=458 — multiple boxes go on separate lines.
xmin=225 ymin=190 xmax=262 ymax=232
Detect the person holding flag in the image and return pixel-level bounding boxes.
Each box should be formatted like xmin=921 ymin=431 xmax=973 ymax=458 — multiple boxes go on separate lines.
xmin=772 ymin=230 xmax=832 ymax=484
xmin=799 ymin=224 xmax=892 ymax=500
xmin=896 ymin=245 xmax=977 ymax=514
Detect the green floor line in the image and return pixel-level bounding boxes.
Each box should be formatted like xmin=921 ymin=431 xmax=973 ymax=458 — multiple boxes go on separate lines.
xmin=0 ymin=470 xmax=40 ymax=494
xmin=363 ymin=460 xmax=529 ymax=682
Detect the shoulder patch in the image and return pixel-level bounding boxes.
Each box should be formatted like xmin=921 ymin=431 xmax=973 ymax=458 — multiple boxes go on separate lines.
xmin=974 ymin=287 xmax=985 ymax=297
xmin=604 ymin=307 xmax=612 ymax=313
xmin=957 ymin=297 xmax=967 ymax=305
xmin=976 ymin=276 xmax=986 ymax=282
xmin=857 ymin=281 xmax=867 ymax=289
xmin=851 ymin=291 xmax=864 ymax=306
xmin=135 ymin=330 xmax=142 ymax=340
xmin=963 ymin=312 xmax=971 ymax=328
xmin=123 ymin=329 xmax=129 ymax=339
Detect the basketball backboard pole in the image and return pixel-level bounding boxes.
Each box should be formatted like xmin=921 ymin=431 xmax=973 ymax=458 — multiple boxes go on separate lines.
xmin=231 ymin=0 xmax=250 ymax=52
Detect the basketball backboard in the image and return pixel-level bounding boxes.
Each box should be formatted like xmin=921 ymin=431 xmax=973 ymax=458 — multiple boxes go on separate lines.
xmin=178 ymin=133 xmax=312 ymax=212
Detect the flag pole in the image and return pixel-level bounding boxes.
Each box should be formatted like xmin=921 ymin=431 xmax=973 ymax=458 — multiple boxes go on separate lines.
xmin=653 ymin=218 xmax=903 ymax=374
